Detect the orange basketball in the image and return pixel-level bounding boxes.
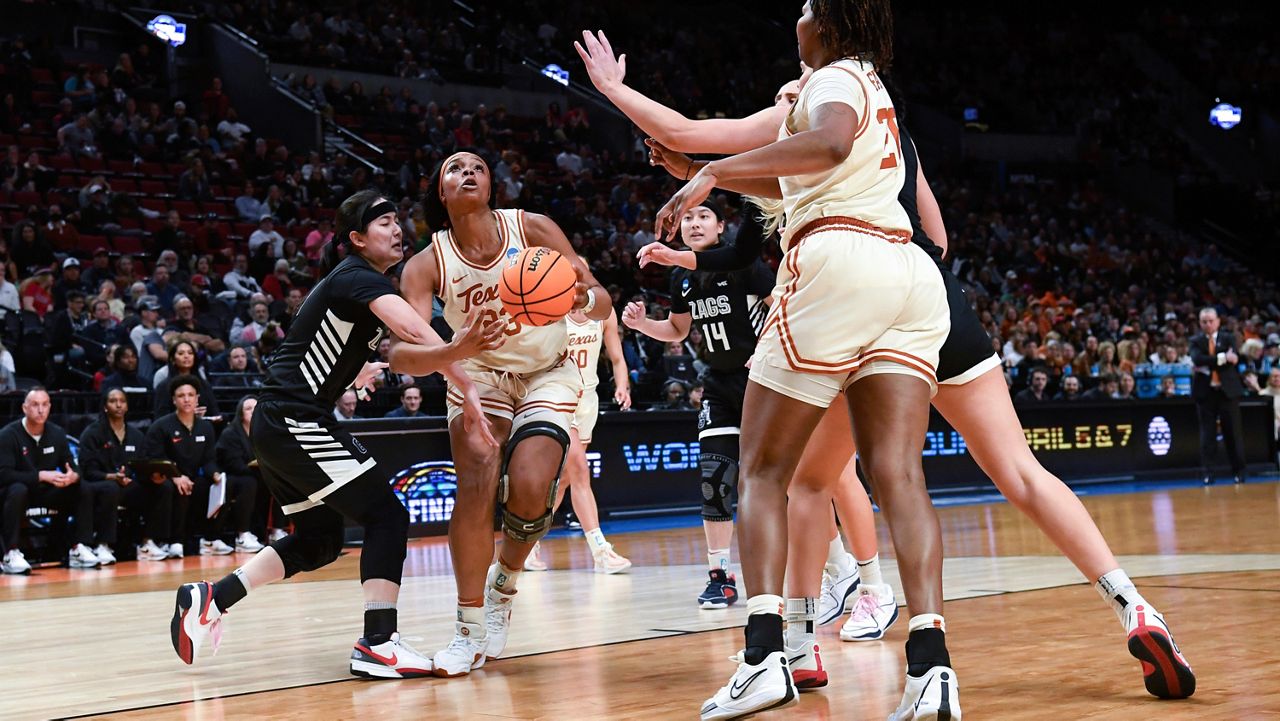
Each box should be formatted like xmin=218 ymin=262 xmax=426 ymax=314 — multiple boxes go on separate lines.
xmin=499 ymin=246 xmax=578 ymax=327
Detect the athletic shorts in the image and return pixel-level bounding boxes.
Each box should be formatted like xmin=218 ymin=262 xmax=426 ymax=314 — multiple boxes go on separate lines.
xmin=936 ymin=266 xmax=1000 ymax=385
xmin=446 ymin=355 xmax=582 ymax=435
xmin=571 ymin=387 xmax=599 ymax=443
xmin=751 ymin=218 xmax=950 ymax=407
xmin=697 ymin=366 xmax=749 ymax=440
xmin=251 ymin=397 xmax=384 ymax=516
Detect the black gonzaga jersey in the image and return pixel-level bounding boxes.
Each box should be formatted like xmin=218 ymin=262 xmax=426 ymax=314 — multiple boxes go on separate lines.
xmin=261 ymin=254 xmax=396 ymax=408
xmin=898 ymin=124 xmax=944 ymax=269
xmin=669 ymin=253 xmax=774 ymax=372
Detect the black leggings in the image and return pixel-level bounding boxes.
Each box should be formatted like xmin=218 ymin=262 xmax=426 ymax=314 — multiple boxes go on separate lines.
xmin=268 ymin=468 xmax=410 ymax=585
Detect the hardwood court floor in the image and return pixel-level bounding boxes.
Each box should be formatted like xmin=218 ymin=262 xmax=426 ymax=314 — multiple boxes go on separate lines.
xmin=2 ymin=481 xmax=1277 ymax=720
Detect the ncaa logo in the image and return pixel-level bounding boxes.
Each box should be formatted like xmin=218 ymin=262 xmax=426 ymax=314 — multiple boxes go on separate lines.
xmin=505 ymin=246 xmax=520 ymax=266
xmin=1147 ymin=416 xmax=1172 ymax=456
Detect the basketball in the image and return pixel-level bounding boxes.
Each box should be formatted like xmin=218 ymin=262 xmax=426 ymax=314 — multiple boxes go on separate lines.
xmin=499 ymin=246 xmax=578 ymax=326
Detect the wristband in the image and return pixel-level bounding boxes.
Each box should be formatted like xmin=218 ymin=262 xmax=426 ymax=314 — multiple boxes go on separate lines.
xmin=582 ymin=287 xmax=597 ymax=314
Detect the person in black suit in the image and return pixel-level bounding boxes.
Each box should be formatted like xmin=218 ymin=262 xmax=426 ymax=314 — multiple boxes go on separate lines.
xmin=1190 ymin=307 xmax=1246 ymax=484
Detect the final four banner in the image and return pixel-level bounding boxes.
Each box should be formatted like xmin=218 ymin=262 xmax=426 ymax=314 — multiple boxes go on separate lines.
xmin=346 ymin=400 xmax=1275 ymax=536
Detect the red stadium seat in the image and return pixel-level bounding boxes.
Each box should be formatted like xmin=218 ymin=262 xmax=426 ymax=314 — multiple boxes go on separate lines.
xmin=139 ymin=180 xmax=168 ymax=196
xmin=171 ymin=200 xmax=200 ymax=217
xmin=78 ymin=157 xmax=105 ymax=173
xmin=113 ymin=235 xmax=145 ymax=255
xmin=139 ymin=198 xmax=168 ymax=213
xmin=13 ymin=190 xmax=42 ymax=206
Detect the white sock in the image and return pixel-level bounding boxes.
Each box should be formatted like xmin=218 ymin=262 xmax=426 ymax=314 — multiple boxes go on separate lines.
xmin=488 ymin=561 xmax=521 ymax=594
xmin=708 ymin=548 xmax=731 ymax=572
xmin=856 ymin=554 xmax=883 ymax=587
xmin=907 ymin=613 xmax=946 ymax=634
xmin=584 ymin=528 xmax=607 ymax=554
xmin=825 ymin=533 xmax=853 ymax=575
xmin=784 ymin=597 xmax=816 ymax=645
xmin=1095 ymin=568 xmax=1147 ymax=625
xmin=457 ymin=605 xmax=483 ymax=627
xmin=747 ymin=594 xmax=785 ymax=617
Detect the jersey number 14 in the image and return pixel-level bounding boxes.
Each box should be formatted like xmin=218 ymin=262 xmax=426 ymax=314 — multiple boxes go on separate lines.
xmin=705 ymin=321 xmax=731 ymax=352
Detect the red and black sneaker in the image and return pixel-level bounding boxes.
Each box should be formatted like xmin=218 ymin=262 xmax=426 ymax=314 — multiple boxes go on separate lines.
xmin=171 ymin=581 xmax=223 ymax=665
xmin=1126 ymin=604 xmax=1196 ymax=699
xmin=786 ymin=636 xmax=829 ymax=690
xmin=350 ymin=633 xmax=434 ymax=679
xmin=698 ymin=568 xmax=739 ymax=609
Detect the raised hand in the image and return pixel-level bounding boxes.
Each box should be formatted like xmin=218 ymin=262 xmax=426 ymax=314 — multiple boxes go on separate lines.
xmin=573 ymin=30 xmax=626 ymax=94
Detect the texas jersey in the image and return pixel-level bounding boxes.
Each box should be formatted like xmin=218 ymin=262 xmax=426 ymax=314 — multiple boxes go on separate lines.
xmin=778 ymin=58 xmax=910 ymax=251
xmin=669 ymin=258 xmax=773 ymax=372
xmin=432 ymin=208 xmax=568 ymax=373
xmin=567 ymin=315 xmax=603 ymax=392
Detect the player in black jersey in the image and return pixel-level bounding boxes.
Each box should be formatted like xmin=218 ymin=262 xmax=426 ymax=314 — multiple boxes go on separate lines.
xmin=169 ymin=190 xmax=504 ymax=680
xmin=622 ymin=201 xmax=773 ymax=609
xmin=633 ymin=93 xmax=1195 ymax=703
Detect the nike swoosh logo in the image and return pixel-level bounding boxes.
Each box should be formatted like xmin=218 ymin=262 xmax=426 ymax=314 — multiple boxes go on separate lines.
xmin=914 ymin=674 xmax=936 ymax=711
xmin=358 ymin=644 xmax=399 ymax=666
xmin=729 ymin=667 xmax=768 ymax=699
xmin=788 ymin=654 xmax=805 ymax=665
xmin=198 ymin=584 xmax=216 ymax=625
xmin=452 ymin=275 xmax=467 ymax=284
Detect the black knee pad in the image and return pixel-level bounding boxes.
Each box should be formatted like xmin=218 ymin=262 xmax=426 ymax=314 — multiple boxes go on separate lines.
xmin=273 ymin=525 xmax=344 ymax=578
xmin=499 ymin=421 xmax=569 ymax=544
xmin=699 ymin=434 xmax=739 ymax=522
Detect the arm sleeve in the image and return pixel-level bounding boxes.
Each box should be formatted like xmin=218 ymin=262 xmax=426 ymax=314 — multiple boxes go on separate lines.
xmin=332 ymin=266 xmax=397 ymax=305
xmin=668 ymin=270 xmax=690 ymax=314
xmin=1189 ymin=337 xmax=1212 ymax=367
xmin=145 ymin=421 xmax=167 ymax=459
xmin=78 ymin=425 xmax=109 ymax=483
xmin=693 ymin=210 xmax=768 ymax=272
xmin=0 ymin=431 xmax=38 ymax=489
xmin=748 ymin=260 xmax=776 ymax=296
xmin=199 ymin=422 xmax=218 ymax=479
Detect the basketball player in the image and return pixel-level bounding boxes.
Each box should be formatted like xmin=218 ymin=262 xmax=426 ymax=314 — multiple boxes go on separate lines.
xmin=394 ymin=151 xmax=612 ymax=678
xmin=169 ymin=190 xmax=505 ymax=679
xmin=621 ymin=201 xmax=773 ymax=608
xmin=525 ymin=300 xmax=633 ymax=573
xmin=591 ymin=13 xmax=1196 ymax=707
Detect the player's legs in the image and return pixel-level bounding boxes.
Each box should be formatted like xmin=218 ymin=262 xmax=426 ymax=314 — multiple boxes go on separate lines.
xmin=447 ymin=413 xmax=510 ymax=604
xmin=563 ymin=433 xmax=599 ymax=530
xmin=496 ymin=433 xmax=567 ymax=570
xmin=698 ymin=431 xmax=740 ymax=608
xmin=934 ymin=366 xmax=1195 ymax=698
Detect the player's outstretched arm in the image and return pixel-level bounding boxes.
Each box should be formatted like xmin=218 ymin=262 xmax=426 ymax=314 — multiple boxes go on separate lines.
xmin=916 ymin=152 xmax=948 ymax=256
xmin=620 ymin=300 xmax=691 ymax=343
xmin=574 ymin=30 xmax=786 ymax=155
xmin=602 ymin=308 xmax=631 ymax=410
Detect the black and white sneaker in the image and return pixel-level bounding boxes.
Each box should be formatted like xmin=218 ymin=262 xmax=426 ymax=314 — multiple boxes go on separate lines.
xmin=700 ymin=650 xmax=797 ymax=720
xmin=888 ymin=666 xmax=960 ymax=721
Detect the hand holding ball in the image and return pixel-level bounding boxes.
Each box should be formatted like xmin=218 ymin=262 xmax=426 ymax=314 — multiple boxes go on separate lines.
xmin=499 ymin=247 xmax=578 ymax=327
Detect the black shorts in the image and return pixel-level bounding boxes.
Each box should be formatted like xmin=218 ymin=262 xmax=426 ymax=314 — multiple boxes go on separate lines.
xmin=697 ymin=366 xmax=749 ymax=439
xmin=936 ymin=267 xmax=1000 ymax=384
xmin=251 ymin=397 xmax=386 ymax=516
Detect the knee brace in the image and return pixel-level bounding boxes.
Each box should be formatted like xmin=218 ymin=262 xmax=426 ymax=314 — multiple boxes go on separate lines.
xmin=699 ymin=435 xmax=739 ymax=522
xmin=498 ymin=421 xmax=569 ymax=544
xmin=273 ymin=525 xmax=344 ymax=578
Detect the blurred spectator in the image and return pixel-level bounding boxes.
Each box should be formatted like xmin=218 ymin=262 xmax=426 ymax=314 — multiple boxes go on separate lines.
xmin=305 ymin=217 xmax=334 ymax=262
xmin=1158 ymin=374 xmax=1180 ymax=398
xmin=223 ymin=253 xmax=264 ymax=301
xmin=235 ymin=181 xmax=266 ymax=223
xmin=130 ymin=296 xmax=170 ymax=382
xmin=248 ymin=215 xmax=285 ymax=257
xmin=262 ymin=259 xmax=294 ymax=302
xmin=79 ymin=388 xmax=166 ymax=561
xmin=1115 ymin=372 xmax=1138 ymax=400
xmin=1259 ymin=369 xmax=1280 ymax=442
xmin=334 ymin=388 xmax=361 ymax=420
xmin=151 ymin=339 xmax=221 ymax=421
xmin=1082 ymin=374 xmax=1119 ymax=401
xmin=230 ymin=300 xmax=279 ymax=346
xmin=1053 ymin=375 xmax=1081 ymax=401
xmin=99 ymin=343 xmax=147 ymax=393
xmin=170 ymin=295 xmax=226 ymax=355
xmin=384 ymin=385 xmax=425 ymax=418
xmin=214 ymin=395 xmax=265 ymax=552
xmin=649 ymin=380 xmax=692 ymax=411
xmin=1014 ymin=368 xmax=1051 ymax=404
xmin=1191 ymin=308 xmax=1245 ymax=484
xmin=19 ymin=267 xmax=54 ymax=319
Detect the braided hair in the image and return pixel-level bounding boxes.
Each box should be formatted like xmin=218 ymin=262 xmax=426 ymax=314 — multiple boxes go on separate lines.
xmin=811 ymin=0 xmax=894 ymax=71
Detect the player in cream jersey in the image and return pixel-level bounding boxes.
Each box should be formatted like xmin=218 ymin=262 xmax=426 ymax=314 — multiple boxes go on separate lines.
xmin=394 ymin=151 xmax=612 ymax=678
xmin=651 ymin=2 xmax=956 ymax=719
xmin=432 ymin=207 xmax=568 ymax=374
xmin=524 ymin=305 xmax=633 ymax=574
